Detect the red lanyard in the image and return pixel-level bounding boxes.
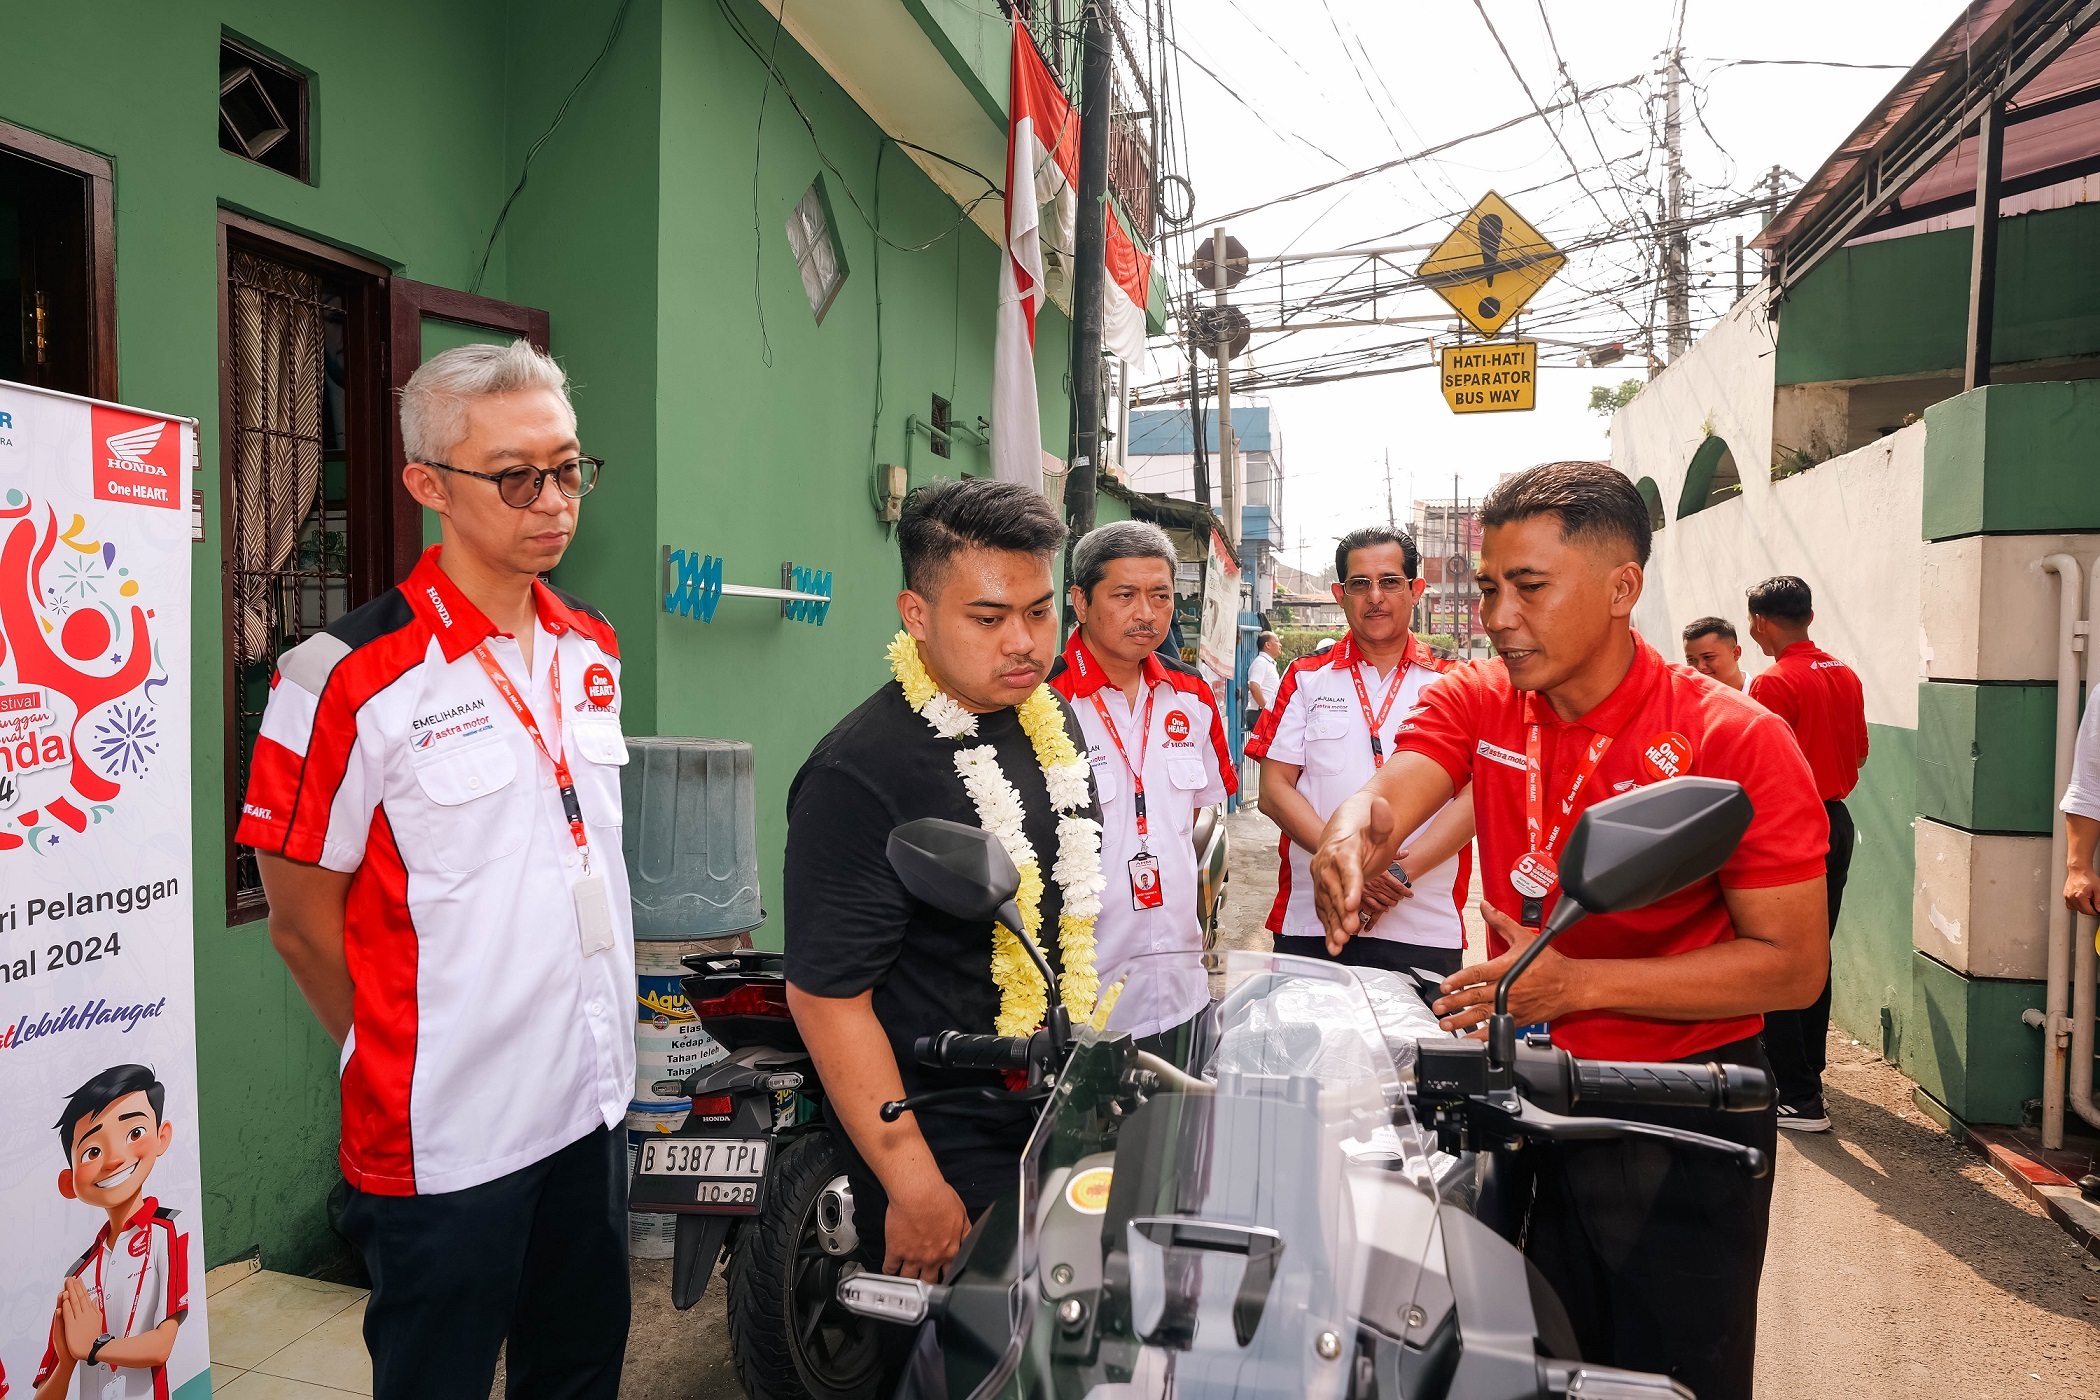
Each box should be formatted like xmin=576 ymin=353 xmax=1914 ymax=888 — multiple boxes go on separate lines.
xmin=93 ymin=1226 xmax=152 ymax=1343
xmin=471 ymin=641 xmax=592 ymax=875
xmin=1523 ymin=699 xmax=1614 ymax=863
xmin=1090 ymin=686 xmax=1156 ymax=840
xmin=1348 ymin=661 xmax=1407 ymax=767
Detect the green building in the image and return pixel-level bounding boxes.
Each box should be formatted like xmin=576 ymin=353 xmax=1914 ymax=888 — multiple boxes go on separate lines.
xmin=0 ymin=0 xmax=1160 ymax=1274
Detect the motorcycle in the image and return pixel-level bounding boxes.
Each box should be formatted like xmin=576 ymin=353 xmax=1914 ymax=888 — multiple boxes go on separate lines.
xmin=627 ymin=948 xmax=886 ymax=1400
xmin=633 ymin=805 xmax=1235 ymax=1400
xmin=839 ymin=775 xmax=1773 ymax=1400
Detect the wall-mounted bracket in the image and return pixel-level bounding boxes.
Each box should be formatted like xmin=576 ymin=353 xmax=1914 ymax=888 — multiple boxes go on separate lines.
xmin=663 ymin=546 xmax=831 ymax=626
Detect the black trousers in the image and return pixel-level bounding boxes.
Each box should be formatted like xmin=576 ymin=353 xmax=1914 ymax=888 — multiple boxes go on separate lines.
xmin=338 ymin=1125 xmax=630 ymax=1400
xmin=1515 ymin=1033 xmax=1778 ymax=1400
xmin=1764 ymin=797 xmax=1854 ymax=1105
xmin=1272 ymin=933 xmax=1464 ymax=977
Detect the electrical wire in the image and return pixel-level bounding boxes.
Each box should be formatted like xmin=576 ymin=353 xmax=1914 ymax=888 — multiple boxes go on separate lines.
xmin=469 ymin=0 xmax=635 ymax=295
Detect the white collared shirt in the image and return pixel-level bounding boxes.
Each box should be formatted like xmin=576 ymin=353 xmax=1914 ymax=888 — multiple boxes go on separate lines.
xmin=1246 ymin=634 xmax=1468 ymax=949
xmin=1052 ymin=642 xmax=1233 ymax=1036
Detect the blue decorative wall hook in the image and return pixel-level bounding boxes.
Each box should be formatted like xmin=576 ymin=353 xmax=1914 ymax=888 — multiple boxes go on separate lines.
xmin=661 ymin=546 xmax=832 ymax=627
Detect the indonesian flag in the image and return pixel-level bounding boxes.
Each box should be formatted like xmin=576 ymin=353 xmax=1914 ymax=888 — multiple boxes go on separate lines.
xmin=992 ymin=22 xmax=1154 ymax=487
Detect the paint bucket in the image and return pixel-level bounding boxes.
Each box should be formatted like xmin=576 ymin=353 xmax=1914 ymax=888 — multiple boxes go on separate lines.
xmin=626 ymin=1101 xmax=690 ymax=1259
xmin=620 ymin=738 xmax=763 ymax=939
xmin=634 ymin=937 xmax=737 ymax=1102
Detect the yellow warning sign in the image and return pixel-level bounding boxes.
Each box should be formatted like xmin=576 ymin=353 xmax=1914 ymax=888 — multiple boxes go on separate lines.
xmin=1440 ymin=341 xmax=1537 ymax=413
xmin=1418 ymin=192 xmax=1565 ymax=336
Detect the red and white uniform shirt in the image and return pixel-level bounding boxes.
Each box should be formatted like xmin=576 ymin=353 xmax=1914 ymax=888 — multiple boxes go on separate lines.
xmin=1050 ymin=638 xmax=1234 ymax=1035
xmin=36 ymin=1198 xmax=188 ymax=1400
xmin=1747 ymin=640 xmax=1868 ymax=801
xmin=237 ymin=546 xmax=634 ymax=1196
xmin=1395 ymin=633 xmax=1830 ymax=1061
xmin=1246 ymin=632 xmax=1470 ymax=949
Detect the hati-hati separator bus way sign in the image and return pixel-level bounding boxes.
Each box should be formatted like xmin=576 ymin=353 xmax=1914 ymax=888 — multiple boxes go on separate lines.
xmin=1440 ymin=341 xmax=1537 ymax=414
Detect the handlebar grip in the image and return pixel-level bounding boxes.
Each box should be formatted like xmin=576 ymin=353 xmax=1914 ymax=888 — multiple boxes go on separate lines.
xmin=1574 ymin=1059 xmax=1774 ymax=1113
xmin=915 ymin=1031 xmax=1032 ymax=1071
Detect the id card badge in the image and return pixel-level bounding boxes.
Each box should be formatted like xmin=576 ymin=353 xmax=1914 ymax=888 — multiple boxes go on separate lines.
xmin=1128 ymin=853 xmax=1164 ymax=911
xmin=573 ymin=872 xmax=615 ymax=956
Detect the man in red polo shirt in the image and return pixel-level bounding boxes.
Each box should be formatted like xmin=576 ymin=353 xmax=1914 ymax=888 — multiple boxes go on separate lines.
xmin=1310 ymin=462 xmax=1828 ymax=1400
xmin=1747 ymin=575 xmax=1869 ymax=1132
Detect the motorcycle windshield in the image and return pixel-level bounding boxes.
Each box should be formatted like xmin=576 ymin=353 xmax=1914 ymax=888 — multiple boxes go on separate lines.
xmin=993 ymin=948 xmax=1454 ymax=1400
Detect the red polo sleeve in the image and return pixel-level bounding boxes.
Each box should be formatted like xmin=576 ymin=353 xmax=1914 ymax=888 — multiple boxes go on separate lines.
xmin=1392 ymin=661 xmax=1490 ymax=792
xmin=1708 ymin=707 xmax=1829 ymax=889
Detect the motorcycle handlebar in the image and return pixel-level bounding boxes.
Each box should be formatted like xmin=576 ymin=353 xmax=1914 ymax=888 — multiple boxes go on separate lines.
xmin=915 ymin=1031 xmax=1033 ymax=1072
xmin=1571 ymin=1057 xmax=1774 ymax=1113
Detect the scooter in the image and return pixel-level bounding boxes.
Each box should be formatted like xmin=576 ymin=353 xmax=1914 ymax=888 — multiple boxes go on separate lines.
xmin=841 ymin=776 xmax=1772 ymax=1400
xmin=628 ymin=949 xmax=886 ymax=1400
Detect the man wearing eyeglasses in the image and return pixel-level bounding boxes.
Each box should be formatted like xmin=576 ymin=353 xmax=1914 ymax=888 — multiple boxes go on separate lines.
xmin=237 ymin=341 xmax=632 ymax=1400
xmin=1246 ymin=527 xmax=1474 ymax=975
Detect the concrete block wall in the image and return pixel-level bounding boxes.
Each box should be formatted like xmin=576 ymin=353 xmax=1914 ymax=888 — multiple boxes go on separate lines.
xmin=1911 ymin=381 xmax=2100 ymax=1124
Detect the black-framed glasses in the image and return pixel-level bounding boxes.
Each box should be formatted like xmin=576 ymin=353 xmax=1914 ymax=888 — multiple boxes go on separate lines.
xmin=1341 ymin=573 xmax=1413 ymax=596
xmin=423 ymin=456 xmax=603 ymax=508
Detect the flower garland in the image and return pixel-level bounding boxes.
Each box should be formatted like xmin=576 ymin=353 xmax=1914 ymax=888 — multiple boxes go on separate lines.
xmin=888 ymin=632 xmax=1105 ymax=1035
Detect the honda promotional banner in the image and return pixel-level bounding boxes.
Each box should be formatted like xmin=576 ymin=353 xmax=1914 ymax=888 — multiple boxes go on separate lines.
xmin=0 ymin=381 xmax=208 ymax=1399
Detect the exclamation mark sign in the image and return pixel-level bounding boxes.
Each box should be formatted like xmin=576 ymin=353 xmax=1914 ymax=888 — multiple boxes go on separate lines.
xmin=1477 ymin=213 xmax=1504 ymax=322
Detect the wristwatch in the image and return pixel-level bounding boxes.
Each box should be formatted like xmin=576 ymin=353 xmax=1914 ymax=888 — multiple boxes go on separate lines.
xmin=87 ymin=1333 xmax=115 ymax=1365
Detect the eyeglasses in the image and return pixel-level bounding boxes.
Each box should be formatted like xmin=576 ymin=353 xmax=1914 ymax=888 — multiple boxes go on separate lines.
xmin=1341 ymin=573 xmax=1413 ymax=596
xmin=423 ymin=456 xmax=603 ymax=508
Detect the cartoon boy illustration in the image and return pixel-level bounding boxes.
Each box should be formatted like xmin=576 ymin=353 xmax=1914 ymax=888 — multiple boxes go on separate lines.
xmin=33 ymin=1065 xmax=188 ymax=1400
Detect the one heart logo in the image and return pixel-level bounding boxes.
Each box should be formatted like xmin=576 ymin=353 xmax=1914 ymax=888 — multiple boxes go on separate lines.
xmin=583 ymin=662 xmax=617 ymax=708
xmin=1642 ymin=731 xmax=1694 ymax=782
xmin=1163 ymin=710 xmax=1190 ymax=741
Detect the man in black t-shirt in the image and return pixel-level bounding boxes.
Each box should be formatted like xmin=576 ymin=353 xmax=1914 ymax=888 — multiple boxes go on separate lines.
xmin=784 ymin=478 xmax=1096 ymax=1285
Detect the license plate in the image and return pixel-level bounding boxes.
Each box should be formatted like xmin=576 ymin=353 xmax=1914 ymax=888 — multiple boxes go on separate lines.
xmin=638 ymin=1137 xmax=770 ymax=1178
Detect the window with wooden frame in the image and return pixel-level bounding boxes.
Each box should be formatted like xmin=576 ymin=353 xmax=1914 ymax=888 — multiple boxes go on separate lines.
xmin=0 ymin=120 xmax=116 ymax=399
xmin=220 ymin=217 xmax=389 ymax=921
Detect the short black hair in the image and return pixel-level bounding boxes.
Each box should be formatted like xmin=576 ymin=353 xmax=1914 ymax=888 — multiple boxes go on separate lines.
xmin=1682 ymin=616 xmax=1737 ymax=645
xmin=897 ymin=477 xmax=1067 ymax=597
xmin=1335 ymin=527 xmax=1420 ymax=582
xmin=1746 ymin=575 xmax=1813 ymax=623
xmin=56 ymin=1064 xmax=163 ymax=1159
xmin=1479 ymin=461 xmax=1650 ymax=567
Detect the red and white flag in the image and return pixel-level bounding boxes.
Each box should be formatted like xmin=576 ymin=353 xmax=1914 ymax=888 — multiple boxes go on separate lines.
xmin=991 ymin=22 xmax=1153 ymax=488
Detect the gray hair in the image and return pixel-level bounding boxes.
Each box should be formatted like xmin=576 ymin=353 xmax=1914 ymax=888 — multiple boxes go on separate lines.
xmin=399 ymin=339 xmax=573 ymax=463
xmin=1071 ymin=520 xmax=1179 ymax=598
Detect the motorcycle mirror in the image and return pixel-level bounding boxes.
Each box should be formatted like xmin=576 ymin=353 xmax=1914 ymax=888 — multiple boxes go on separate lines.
xmin=1555 ymin=776 xmax=1754 ymax=918
xmin=889 ymin=818 xmax=1065 ymax=1055
xmin=1490 ymin=778 xmax=1753 ymax=1066
xmin=887 ymin=818 xmax=1024 ymax=925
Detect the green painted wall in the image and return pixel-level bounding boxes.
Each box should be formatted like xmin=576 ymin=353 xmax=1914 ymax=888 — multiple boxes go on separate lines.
xmin=1915 ymin=681 xmax=2059 ymax=834
xmin=1831 ymin=725 xmax=1920 ymax=1064
xmin=1921 ymin=380 xmax=2100 ymax=541
xmin=0 ymin=0 xmax=525 ymax=1275
xmin=603 ymin=0 xmax=1072 ymax=951
xmin=1777 ymin=201 xmax=2100 ymax=385
xmin=1906 ymin=951 xmax=2045 ymax=1126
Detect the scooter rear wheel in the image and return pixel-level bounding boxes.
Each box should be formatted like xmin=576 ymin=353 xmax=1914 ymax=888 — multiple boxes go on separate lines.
xmin=727 ymin=1132 xmax=885 ymax=1400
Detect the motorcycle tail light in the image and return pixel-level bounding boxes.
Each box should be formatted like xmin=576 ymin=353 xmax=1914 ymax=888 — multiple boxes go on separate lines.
xmin=690 ymin=1095 xmax=735 ymax=1116
xmin=693 ymin=983 xmax=792 ymax=1020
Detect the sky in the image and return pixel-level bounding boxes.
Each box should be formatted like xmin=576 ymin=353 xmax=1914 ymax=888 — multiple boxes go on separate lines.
xmin=1136 ymin=0 xmax=1962 ymax=579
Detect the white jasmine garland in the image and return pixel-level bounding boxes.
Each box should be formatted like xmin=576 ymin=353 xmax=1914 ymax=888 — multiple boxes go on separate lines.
xmin=1044 ymin=758 xmax=1093 ymax=813
xmin=923 ymin=692 xmax=979 ymax=740
xmin=954 ymin=747 xmax=1035 ymax=866
xmin=1052 ymin=815 xmax=1106 ymax=919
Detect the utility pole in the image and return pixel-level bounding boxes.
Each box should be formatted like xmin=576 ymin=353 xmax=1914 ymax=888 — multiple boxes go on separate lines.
xmin=1662 ymin=45 xmax=1690 ymax=361
xmin=1212 ymin=225 xmax=1241 ymax=547
xmin=1734 ymin=234 xmax=1745 ymax=302
xmin=1764 ymin=164 xmax=1784 ymax=227
xmin=1186 ymin=294 xmax=1210 ymax=509
xmin=1384 ymin=451 xmax=1395 ymax=530
xmin=1063 ymin=2 xmax=1112 ymax=544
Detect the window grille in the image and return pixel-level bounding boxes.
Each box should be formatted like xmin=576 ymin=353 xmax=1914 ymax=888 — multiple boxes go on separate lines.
xmin=225 ymin=247 xmax=356 ymax=911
